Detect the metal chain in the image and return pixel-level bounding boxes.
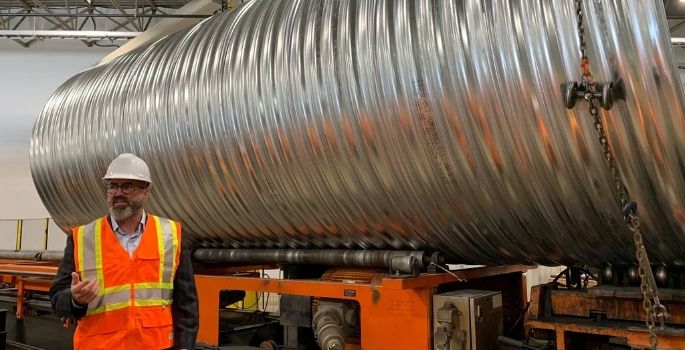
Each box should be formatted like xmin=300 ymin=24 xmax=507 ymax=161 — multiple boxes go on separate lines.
xmin=575 ymin=0 xmax=586 ymax=59
xmin=586 ymin=96 xmax=665 ymax=349
xmin=628 ymin=213 xmax=669 ymax=349
xmin=573 ymin=1 xmax=667 ymax=348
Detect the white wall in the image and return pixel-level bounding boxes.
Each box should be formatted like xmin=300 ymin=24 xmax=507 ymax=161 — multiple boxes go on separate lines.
xmin=0 ymin=40 xmax=114 ymax=249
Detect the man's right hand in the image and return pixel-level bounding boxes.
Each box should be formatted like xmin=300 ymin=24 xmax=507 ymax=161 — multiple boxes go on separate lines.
xmin=71 ymin=272 xmax=98 ymax=306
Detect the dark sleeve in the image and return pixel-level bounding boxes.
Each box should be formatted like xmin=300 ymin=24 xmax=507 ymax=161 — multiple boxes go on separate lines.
xmin=49 ymin=234 xmax=88 ymax=319
xmin=172 ymin=237 xmax=199 ymax=350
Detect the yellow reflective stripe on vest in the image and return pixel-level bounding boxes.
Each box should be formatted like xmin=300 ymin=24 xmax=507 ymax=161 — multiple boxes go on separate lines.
xmin=77 ymin=215 xmax=178 ymax=316
xmin=79 ymin=218 xmax=123 ymax=316
xmin=86 ymin=288 xmax=131 ymax=315
xmin=134 ymin=300 xmax=171 ymax=307
xmin=134 ymin=215 xmax=176 ymax=308
xmin=133 ymin=287 xmax=174 ymax=307
xmin=78 ymin=220 xmax=100 ymax=285
xmin=153 ymin=216 xmax=166 ymax=284
xmin=153 ymin=216 xmax=178 ymax=285
xmin=135 ymin=282 xmax=173 ymax=289
xmin=93 ymin=218 xmax=106 ymax=296
xmin=169 ymin=220 xmax=178 ymax=282
xmin=104 ymin=284 xmax=130 ymax=294
xmin=76 ymin=225 xmax=85 ymax=275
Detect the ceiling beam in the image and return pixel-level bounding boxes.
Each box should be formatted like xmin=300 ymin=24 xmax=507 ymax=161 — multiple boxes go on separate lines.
xmin=99 ymin=0 xmax=220 ymax=64
xmin=0 ymin=12 xmax=211 ymax=18
xmin=92 ymin=7 xmax=135 ymax=31
xmin=0 ymin=29 xmax=141 ymax=40
xmin=31 ymin=0 xmax=75 ymax=29
xmin=671 ymin=20 xmax=685 ymax=33
xmin=0 ymin=9 xmax=27 ymax=29
xmin=22 ymin=7 xmax=93 ymax=47
xmin=109 ymin=0 xmax=143 ymax=31
xmin=10 ymin=13 xmax=29 ymax=47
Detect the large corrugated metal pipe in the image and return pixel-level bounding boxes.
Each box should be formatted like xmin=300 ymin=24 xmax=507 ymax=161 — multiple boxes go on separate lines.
xmin=30 ymin=0 xmax=685 ymax=266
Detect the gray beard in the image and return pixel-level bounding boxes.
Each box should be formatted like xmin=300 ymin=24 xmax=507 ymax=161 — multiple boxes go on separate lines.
xmin=110 ymin=205 xmax=136 ymax=221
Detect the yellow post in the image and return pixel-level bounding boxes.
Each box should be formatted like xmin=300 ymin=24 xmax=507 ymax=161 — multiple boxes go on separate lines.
xmin=242 ymin=291 xmax=258 ymax=311
xmin=43 ymin=218 xmax=50 ymax=250
xmin=226 ymin=291 xmax=258 ymax=310
xmin=15 ymin=219 xmax=23 ymax=251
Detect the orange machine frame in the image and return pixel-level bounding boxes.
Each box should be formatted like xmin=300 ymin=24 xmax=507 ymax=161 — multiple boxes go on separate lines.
xmin=0 ymin=259 xmax=57 ymax=319
xmin=195 ymin=265 xmax=530 ymax=349
xmin=527 ymin=285 xmax=685 ymax=350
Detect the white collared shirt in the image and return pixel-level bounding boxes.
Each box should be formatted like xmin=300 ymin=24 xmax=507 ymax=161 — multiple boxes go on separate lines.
xmin=111 ymin=210 xmax=147 ymax=257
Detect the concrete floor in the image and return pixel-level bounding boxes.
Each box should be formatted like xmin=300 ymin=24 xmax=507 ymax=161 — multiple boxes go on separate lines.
xmin=0 ymin=301 xmax=73 ymax=350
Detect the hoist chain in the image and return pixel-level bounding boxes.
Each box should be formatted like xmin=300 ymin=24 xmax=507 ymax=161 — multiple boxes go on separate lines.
xmin=568 ymin=1 xmax=668 ymax=348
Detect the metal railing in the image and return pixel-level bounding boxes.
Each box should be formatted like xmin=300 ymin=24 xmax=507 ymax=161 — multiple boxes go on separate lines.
xmin=0 ymin=218 xmax=53 ymax=252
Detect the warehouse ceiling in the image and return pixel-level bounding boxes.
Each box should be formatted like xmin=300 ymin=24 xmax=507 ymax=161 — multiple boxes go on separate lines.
xmin=0 ymin=0 xmax=243 ymax=47
xmin=1 ymin=0 xmax=685 ymax=50
xmin=0 ymin=0 xmax=193 ymax=8
xmin=664 ymin=0 xmax=685 ymax=66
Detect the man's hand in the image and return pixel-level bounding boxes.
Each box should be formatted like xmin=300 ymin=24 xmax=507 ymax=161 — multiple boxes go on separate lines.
xmin=71 ymin=272 xmax=98 ymax=306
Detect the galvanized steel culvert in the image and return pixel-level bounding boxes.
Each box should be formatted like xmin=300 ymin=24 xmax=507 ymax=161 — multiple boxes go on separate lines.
xmin=31 ymin=0 xmax=685 ymax=266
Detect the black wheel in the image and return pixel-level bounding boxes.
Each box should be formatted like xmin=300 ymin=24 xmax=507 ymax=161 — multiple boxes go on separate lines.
xmin=565 ymin=81 xmax=578 ymax=109
xmin=601 ymin=81 xmax=614 ymax=110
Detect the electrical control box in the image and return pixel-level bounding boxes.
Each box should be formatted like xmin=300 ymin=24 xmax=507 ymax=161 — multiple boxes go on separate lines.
xmin=433 ymin=289 xmax=503 ymax=350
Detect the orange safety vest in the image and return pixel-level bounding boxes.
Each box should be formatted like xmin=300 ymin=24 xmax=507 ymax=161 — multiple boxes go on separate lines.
xmin=72 ymin=214 xmax=181 ymax=350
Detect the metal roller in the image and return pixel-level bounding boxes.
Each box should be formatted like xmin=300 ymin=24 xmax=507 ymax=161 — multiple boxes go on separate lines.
xmin=0 ymin=250 xmax=62 ymax=261
xmin=30 ymin=0 xmax=685 ymax=266
xmin=194 ymin=249 xmax=428 ymax=274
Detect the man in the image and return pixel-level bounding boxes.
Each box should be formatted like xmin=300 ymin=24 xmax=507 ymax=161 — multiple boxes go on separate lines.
xmin=49 ymin=153 xmax=199 ymax=350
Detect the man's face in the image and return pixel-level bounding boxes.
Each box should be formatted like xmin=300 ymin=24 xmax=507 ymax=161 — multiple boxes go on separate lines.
xmin=105 ymin=179 xmax=150 ymax=221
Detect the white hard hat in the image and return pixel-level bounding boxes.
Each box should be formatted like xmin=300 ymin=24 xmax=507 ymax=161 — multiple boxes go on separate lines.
xmin=102 ymin=153 xmax=152 ymax=183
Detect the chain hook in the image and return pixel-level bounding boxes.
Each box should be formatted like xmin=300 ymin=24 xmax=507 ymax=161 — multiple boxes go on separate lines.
xmin=566 ymin=1 xmax=667 ymax=349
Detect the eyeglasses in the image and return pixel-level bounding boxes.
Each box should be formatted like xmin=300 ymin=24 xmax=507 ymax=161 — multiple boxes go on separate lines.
xmin=105 ymin=183 xmax=146 ymax=195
